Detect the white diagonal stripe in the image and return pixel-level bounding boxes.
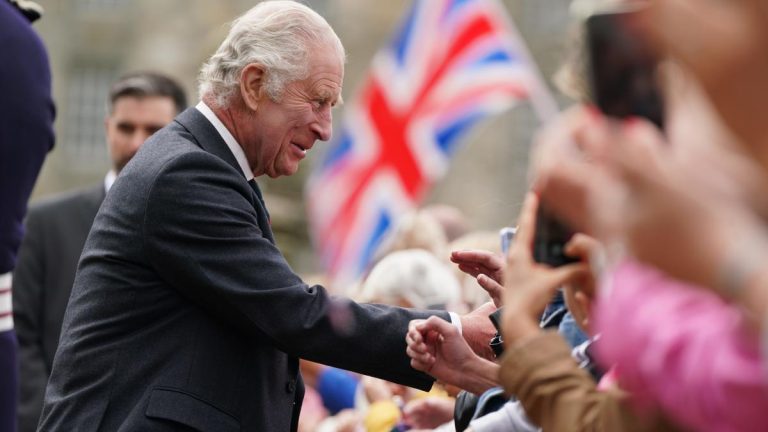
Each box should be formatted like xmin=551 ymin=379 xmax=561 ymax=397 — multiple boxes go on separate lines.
xmin=0 ymin=290 xmax=10 ymax=314
xmin=0 ymin=272 xmax=12 ymax=331
xmin=0 ymin=316 xmax=13 ymax=332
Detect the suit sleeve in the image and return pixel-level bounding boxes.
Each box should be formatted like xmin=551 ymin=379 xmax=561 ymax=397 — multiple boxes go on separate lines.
xmin=12 ymin=209 xmax=49 ymax=432
xmin=142 ymin=152 xmax=444 ymax=389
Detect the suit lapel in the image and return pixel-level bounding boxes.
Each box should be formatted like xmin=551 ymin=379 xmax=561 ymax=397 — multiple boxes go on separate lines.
xmin=175 ymin=108 xmax=275 ymax=244
xmin=174 ymin=108 xmax=242 ymax=175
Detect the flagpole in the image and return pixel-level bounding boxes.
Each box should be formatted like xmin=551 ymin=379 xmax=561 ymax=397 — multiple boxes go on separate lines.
xmin=491 ymin=0 xmax=560 ymax=122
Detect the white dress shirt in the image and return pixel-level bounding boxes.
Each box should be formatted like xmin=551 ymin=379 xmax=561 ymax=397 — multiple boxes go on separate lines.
xmin=195 ymin=101 xmax=254 ymax=181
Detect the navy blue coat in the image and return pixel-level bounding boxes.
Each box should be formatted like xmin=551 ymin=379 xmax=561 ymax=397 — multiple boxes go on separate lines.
xmin=0 ymin=0 xmax=54 ymax=274
xmin=0 ymin=3 xmax=54 ymax=432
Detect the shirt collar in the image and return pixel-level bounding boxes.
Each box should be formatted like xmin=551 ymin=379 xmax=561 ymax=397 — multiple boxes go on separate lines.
xmin=104 ymin=170 xmax=117 ymax=193
xmin=195 ymin=101 xmax=254 ymax=181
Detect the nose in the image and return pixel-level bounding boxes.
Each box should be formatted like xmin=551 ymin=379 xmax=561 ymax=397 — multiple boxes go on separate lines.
xmin=132 ymin=130 xmax=152 ymax=149
xmin=311 ymin=109 xmax=333 ymax=142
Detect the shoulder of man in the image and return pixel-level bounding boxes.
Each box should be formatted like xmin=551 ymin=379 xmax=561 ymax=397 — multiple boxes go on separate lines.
xmin=27 ymin=184 xmax=103 ymax=217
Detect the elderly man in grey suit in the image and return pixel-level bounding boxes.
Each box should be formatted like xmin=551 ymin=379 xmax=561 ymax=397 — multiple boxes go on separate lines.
xmin=13 ymin=71 xmax=186 ymax=432
xmin=39 ymin=2 xmax=495 ymax=431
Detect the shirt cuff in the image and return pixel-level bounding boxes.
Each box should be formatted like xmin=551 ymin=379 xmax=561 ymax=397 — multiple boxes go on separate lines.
xmin=449 ymin=311 xmax=462 ymax=336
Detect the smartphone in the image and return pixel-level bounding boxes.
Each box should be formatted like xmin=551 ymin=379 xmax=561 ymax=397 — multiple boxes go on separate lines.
xmin=586 ymin=4 xmax=664 ymax=128
xmin=499 ymin=227 xmax=517 ymax=255
xmin=532 ymin=4 xmax=664 ymax=267
xmin=532 ymin=205 xmax=577 ymax=267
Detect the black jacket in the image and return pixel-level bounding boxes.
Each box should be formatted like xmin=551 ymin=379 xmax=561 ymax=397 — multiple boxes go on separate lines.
xmin=13 ymin=184 xmax=104 ymax=432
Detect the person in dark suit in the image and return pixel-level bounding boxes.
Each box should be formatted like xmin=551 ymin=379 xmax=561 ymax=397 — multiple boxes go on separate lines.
xmin=12 ymin=71 xmax=186 ymax=432
xmin=39 ymin=2 xmax=495 ymax=431
xmin=0 ymin=1 xmax=53 ymax=431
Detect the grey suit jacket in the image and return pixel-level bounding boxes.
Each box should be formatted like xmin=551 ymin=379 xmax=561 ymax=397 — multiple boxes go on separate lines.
xmin=13 ymin=184 xmax=104 ymax=432
xmin=39 ymin=108 xmax=447 ymax=432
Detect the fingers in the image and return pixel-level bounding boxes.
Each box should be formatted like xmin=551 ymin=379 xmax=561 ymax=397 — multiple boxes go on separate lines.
xmin=476 ymin=274 xmax=503 ymax=306
xmin=407 ymin=347 xmax=434 ymax=371
xmin=450 ymin=250 xmax=504 ymax=270
xmin=406 ymin=317 xmax=451 ymax=365
xmin=535 ymin=157 xmax=596 ymax=235
xmin=406 ymin=323 xmax=435 ymax=370
xmin=548 ymin=262 xmax=588 ymax=289
xmin=530 ymin=105 xmax=594 ymax=177
xmin=406 ymin=320 xmax=428 ymax=354
xmin=511 ymin=192 xmax=539 ymax=255
xmin=417 ymin=315 xmax=456 ymax=337
xmin=457 ymin=263 xmax=483 ymax=278
xmin=452 ymin=250 xmax=504 ymax=283
xmin=564 ymin=233 xmax=600 ymax=260
xmin=607 ymin=121 xmax=667 ymax=185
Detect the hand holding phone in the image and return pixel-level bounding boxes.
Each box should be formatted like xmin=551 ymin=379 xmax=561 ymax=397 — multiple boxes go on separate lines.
xmin=586 ymin=3 xmax=664 ymax=128
xmin=532 ymin=4 xmax=664 ymax=268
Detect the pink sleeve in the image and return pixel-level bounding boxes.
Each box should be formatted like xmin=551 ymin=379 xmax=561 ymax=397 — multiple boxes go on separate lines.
xmin=594 ymin=259 xmax=768 ymax=432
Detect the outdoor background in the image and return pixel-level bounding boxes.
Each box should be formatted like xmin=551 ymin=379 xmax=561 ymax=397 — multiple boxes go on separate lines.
xmin=29 ymin=0 xmax=574 ymax=273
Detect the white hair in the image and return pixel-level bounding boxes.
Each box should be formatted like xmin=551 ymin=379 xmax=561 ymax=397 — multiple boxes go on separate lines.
xmin=358 ymin=249 xmax=462 ymax=310
xmin=198 ymin=0 xmax=345 ymax=107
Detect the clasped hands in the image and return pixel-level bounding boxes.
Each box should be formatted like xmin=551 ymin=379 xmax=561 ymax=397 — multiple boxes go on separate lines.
xmin=406 ymin=193 xmax=593 ymax=393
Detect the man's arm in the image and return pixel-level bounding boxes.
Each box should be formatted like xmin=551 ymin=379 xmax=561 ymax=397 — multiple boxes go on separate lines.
xmin=142 ymin=153 xmax=445 ymax=389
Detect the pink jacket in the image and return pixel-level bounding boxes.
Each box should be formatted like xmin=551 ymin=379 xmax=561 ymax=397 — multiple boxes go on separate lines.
xmin=595 ymin=259 xmax=768 ymax=432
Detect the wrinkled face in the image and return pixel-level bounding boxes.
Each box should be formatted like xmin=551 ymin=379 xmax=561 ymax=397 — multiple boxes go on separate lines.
xmin=246 ymin=46 xmax=343 ymax=178
xmin=105 ymin=96 xmax=177 ymax=173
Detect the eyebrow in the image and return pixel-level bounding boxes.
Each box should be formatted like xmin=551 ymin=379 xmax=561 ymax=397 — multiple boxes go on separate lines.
xmin=317 ymin=89 xmax=343 ymax=106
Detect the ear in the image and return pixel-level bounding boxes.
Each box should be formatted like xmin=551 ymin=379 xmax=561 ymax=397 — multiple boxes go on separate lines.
xmin=239 ymin=63 xmax=267 ymax=111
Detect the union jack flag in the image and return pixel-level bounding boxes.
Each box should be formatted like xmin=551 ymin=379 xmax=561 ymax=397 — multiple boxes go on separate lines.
xmin=306 ymin=0 xmax=557 ymax=287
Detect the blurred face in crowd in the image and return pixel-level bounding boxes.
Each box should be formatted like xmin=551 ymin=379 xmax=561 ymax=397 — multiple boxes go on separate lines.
xmin=105 ymin=95 xmax=177 ymax=173
xmin=239 ymin=44 xmax=343 ymax=178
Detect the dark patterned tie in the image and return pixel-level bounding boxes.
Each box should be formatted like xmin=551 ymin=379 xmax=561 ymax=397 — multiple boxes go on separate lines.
xmin=247 ymin=179 xmax=266 ymax=213
xmin=247 ymin=179 xmax=272 ymax=236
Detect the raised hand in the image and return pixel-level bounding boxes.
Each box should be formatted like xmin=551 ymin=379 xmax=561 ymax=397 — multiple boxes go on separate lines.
xmin=502 ymin=193 xmax=587 ymax=344
xmin=450 ymin=250 xmax=505 ymax=306
xmin=641 ymin=0 xmax=768 ymax=162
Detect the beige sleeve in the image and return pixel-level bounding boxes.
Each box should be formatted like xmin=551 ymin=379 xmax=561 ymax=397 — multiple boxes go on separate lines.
xmin=498 ymin=331 xmax=674 ymax=432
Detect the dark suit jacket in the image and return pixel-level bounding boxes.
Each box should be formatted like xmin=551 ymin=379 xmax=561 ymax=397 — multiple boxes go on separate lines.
xmin=39 ymin=108 xmax=447 ymax=431
xmin=13 ymin=184 xmax=104 ymax=432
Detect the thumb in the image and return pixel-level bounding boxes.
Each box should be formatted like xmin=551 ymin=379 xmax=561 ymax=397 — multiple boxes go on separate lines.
xmin=548 ymin=262 xmax=588 ymax=288
xmin=418 ymin=315 xmax=454 ymax=335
